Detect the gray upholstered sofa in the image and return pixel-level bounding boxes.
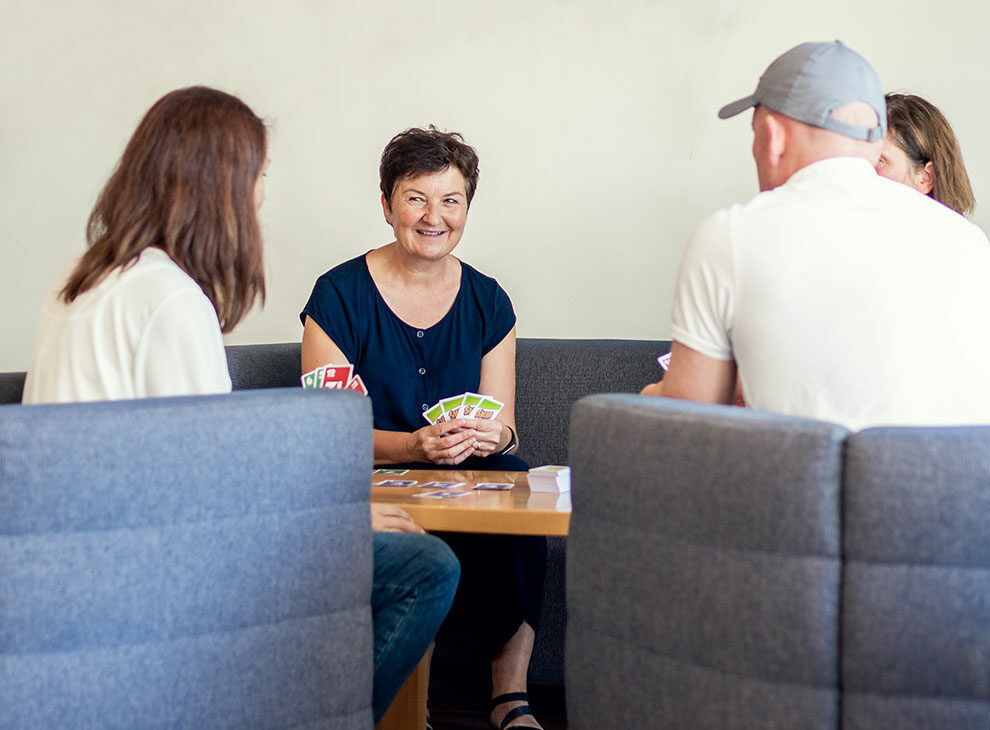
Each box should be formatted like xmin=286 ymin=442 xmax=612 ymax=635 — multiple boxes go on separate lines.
xmin=566 ymin=395 xmax=990 ymax=730
xmin=0 ymin=338 xmax=669 ymax=710
xmin=1 ymin=387 xmax=376 ymax=729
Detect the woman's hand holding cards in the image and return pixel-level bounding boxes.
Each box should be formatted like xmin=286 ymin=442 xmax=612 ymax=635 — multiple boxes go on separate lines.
xmin=460 ymin=417 xmax=505 ymax=457
xmin=407 ymin=419 xmax=478 ymax=465
xmin=415 ymin=391 xmax=509 ymax=461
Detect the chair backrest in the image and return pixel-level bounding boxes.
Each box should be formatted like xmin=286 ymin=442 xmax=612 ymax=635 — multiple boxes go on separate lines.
xmin=566 ymin=394 xmax=848 ymax=730
xmin=1 ymin=388 xmax=374 ymax=729
xmin=843 ymin=427 xmax=990 ymax=730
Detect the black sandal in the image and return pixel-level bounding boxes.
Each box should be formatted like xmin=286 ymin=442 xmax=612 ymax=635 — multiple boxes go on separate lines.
xmin=489 ymin=692 xmax=535 ymax=730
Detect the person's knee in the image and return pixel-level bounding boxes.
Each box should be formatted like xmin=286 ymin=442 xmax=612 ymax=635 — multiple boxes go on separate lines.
xmin=374 ymin=532 xmax=460 ymax=599
xmin=419 ymin=534 xmax=461 ymax=600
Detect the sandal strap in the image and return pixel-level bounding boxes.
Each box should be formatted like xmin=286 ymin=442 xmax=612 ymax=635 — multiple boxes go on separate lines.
xmin=500 ymin=704 xmax=534 ymax=729
xmin=489 ymin=691 xmax=530 ymax=711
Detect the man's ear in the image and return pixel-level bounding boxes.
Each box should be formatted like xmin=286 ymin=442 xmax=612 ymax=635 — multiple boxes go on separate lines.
xmin=381 ymin=192 xmax=392 ymax=226
xmin=915 ymin=160 xmax=934 ymax=195
xmin=764 ymin=112 xmax=787 ymax=167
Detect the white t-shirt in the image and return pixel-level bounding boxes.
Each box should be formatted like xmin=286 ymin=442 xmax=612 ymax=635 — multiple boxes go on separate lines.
xmin=672 ymin=157 xmax=990 ymax=430
xmin=23 ymin=248 xmax=232 ymax=404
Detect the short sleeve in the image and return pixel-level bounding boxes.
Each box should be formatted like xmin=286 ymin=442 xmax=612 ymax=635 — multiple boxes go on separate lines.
xmin=299 ymin=269 xmax=362 ymax=363
xmin=670 ymin=208 xmax=735 ymax=361
xmin=482 ymin=281 xmax=516 ymax=355
xmin=136 ymin=288 xmax=232 ymax=397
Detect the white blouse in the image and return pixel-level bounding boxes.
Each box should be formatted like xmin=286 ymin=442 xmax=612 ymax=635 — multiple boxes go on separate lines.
xmin=23 ymin=248 xmax=232 ymax=403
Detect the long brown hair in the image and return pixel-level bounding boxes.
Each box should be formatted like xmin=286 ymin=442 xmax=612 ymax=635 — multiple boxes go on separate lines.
xmin=61 ymin=86 xmax=267 ymax=332
xmin=885 ymin=93 xmax=975 ymax=216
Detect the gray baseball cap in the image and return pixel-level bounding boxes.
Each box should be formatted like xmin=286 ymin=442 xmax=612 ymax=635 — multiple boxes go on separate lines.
xmin=718 ymin=41 xmax=886 ymax=142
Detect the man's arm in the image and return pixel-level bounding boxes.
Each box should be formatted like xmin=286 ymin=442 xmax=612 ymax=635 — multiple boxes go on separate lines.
xmin=641 ymin=341 xmax=737 ymax=404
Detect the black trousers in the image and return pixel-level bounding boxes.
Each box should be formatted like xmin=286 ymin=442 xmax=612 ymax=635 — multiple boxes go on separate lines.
xmin=387 ymin=453 xmax=548 ymax=660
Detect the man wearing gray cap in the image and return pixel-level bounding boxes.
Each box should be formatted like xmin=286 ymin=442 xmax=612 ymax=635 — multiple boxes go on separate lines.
xmin=642 ymin=41 xmax=990 ymax=430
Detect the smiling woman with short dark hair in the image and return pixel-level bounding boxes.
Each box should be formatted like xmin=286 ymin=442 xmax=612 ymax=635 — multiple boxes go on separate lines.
xmin=301 ymin=126 xmax=547 ymax=729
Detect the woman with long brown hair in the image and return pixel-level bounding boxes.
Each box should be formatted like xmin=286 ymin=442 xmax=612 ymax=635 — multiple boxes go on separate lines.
xmin=24 ymin=85 xmax=268 ymax=402
xmin=877 ymin=93 xmax=975 ymax=215
xmin=23 ymin=86 xmax=460 ymax=726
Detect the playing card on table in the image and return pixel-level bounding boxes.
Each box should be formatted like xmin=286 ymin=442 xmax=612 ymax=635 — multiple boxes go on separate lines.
xmin=374 ymin=479 xmax=418 ymax=487
xmin=421 ymin=481 xmax=466 ymax=489
xmin=474 ymin=482 xmax=513 ymax=490
xmin=415 ymin=489 xmax=472 ymax=499
xmin=373 ymin=468 xmax=409 ymax=475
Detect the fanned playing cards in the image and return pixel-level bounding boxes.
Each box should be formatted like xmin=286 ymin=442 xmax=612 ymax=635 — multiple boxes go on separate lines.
xmin=301 ymin=363 xmax=368 ymax=395
xmin=422 ymin=392 xmax=503 ymax=424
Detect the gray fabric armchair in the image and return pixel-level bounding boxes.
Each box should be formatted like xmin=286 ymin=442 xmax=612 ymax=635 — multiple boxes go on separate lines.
xmin=1 ymin=388 xmax=375 ymax=729
xmin=565 ymin=394 xmax=990 ymax=730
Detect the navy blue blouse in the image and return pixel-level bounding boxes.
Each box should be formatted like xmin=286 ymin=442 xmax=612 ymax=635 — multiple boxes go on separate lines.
xmin=300 ymin=254 xmax=516 ymax=433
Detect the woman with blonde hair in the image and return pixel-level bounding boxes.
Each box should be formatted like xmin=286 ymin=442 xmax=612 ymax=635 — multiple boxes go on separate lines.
xmin=877 ymin=93 xmax=975 ymax=215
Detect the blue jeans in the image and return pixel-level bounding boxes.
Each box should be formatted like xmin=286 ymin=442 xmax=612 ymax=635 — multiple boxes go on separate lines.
xmin=371 ymin=531 xmax=460 ymax=723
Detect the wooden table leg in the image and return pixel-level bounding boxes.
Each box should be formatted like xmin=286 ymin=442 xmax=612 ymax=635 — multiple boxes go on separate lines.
xmin=375 ymin=654 xmax=428 ymax=730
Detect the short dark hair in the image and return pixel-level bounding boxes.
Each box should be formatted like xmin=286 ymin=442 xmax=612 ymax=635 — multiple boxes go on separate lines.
xmin=62 ymin=86 xmax=267 ymax=333
xmin=885 ymin=93 xmax=975 ymax=216
xmin=379 ymin=126 xmax=480 ymax=207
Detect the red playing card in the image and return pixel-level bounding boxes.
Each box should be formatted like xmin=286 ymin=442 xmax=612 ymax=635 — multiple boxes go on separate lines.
xmin=321 ymin=364 xmax=353 ymax=389
xmin=345 ymin=374 xmax=369 ymax=395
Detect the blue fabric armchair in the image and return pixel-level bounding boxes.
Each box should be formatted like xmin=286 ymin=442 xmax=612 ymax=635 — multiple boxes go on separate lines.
xmin=1 ymin=388 xmax=374 ymax=729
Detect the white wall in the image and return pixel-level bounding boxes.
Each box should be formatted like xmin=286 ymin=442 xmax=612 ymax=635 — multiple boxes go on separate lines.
xmin=2 ymin=0 xmax=987 ymax=371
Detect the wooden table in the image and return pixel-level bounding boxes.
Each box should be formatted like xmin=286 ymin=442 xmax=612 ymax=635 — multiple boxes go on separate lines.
xmin=373 ymin=468 xmax=571 ymax=730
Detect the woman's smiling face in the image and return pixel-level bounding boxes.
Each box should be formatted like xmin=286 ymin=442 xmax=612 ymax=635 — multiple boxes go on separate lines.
xmin=383 ymin=166 xmax=469 ymax=262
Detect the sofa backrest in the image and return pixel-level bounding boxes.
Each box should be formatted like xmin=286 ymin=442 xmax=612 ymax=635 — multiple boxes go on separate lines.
xmin=0 ymin=370 xmax=24 ymax=404
xmin=565 ymin=394 xmax=847 ymax=729
xmin=842 ymin=427 xmax=990 ymax=730
xmin=5 ymin=339 xmax=670 ymax=463
xmin=226 ymin=342 xmax=302 ymax=390
xmin=225 ymin=339 xmax=671 ymax=467
xmin=1 ymin=388 xmax=375 ymax=729
xmin=515 ymin=338 xmax=668 ymax=467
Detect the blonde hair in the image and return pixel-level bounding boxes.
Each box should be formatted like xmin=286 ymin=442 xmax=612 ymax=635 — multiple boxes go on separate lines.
xmin=885 ymin=93 xmax=975 ymax=215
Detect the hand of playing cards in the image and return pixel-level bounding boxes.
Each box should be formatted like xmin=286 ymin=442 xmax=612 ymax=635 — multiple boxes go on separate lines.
xmin=422 ymin=392 xmax=504 ymax=424
xmin=301 ymin=363 xmax=368 ymax=395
